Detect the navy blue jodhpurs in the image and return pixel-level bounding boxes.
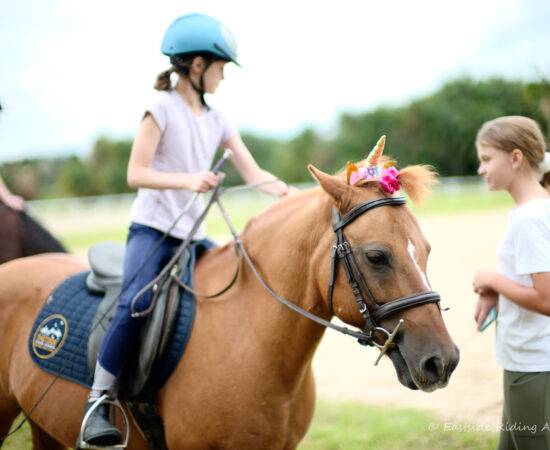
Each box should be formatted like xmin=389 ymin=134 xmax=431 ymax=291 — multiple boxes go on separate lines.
xmin=98 ymin=223 xmax=183 ymax=376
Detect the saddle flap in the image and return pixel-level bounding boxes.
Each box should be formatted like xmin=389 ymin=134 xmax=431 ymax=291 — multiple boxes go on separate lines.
xmin=126 ymin=248 xmax=191 ymax=398
xmin=30 ymin=240 xmax=211 ymax=404
xmin=87 ymin=247 xmax=193 ymax=399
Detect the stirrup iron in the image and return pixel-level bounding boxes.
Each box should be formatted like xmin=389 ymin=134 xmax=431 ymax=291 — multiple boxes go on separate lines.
xmin=76 ymin=394 xmax=130 ymax=449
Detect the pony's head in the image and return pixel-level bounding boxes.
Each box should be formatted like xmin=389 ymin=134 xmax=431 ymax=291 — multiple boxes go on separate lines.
xmin=307 ymin=138 xmax=458 ymax=392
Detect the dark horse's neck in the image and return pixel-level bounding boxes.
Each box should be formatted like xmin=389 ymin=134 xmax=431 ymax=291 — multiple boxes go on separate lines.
xmin=0 ymin=203 xmax=66 ymax=264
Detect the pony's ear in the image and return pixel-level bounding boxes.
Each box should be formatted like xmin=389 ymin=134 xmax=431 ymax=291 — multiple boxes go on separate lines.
xmin=308 ymin=164 xmax=353 ymax=210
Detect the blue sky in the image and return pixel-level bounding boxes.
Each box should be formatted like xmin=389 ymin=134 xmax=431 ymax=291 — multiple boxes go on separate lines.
xmin=1 ymin=0 xmax=549 ymax=162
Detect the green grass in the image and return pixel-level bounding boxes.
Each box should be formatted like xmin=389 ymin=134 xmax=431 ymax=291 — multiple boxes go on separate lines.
xmin=2 ymin=418 xmax=32 ymax=449
xmin=2 ymin=401 xmax=498 ymax=449
xmin=299 ymin=399 xmax=498 ymax=450
xmin=60 ymin=228 xmax=129 ymax=250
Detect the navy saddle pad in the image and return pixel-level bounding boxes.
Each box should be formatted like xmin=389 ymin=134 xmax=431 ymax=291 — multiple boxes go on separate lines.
xmin=28 ymin=240 xmax=212 ymax=394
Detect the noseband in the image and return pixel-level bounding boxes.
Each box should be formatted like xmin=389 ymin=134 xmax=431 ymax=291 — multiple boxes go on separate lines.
xmin=328 ymin=197 xmax=441 ymax=356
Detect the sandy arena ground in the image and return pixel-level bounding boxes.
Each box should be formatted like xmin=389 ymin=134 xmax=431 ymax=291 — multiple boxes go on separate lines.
xmin=312 ymin=208 xmax=507 ymax=428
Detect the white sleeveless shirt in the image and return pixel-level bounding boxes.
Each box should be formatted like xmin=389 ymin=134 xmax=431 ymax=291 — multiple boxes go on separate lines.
xmin=495 ymin=199 xmax=550 ymax=371
xmin=129 ymin=90 xmax=235 ymax=240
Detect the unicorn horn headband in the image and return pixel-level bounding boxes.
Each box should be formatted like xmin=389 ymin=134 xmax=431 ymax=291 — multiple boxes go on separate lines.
xmin=366 ymin=135 xmax=386 ymax=166
xmin=347 ymin=135 xmax=400 ymax=194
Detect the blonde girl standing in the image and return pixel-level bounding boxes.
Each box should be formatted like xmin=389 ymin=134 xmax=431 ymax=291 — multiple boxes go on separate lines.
xmin=474 ymin=115 xmax=550 ymax=449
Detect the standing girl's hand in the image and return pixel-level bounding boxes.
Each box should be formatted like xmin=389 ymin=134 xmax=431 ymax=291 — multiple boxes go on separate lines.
xmin=473 ymin=268 xmax=498 ymax=294
xmin=186 ymin=171 xmax=221 ymax=193
xmin=474 ymin=289 xmax=499 ymax=331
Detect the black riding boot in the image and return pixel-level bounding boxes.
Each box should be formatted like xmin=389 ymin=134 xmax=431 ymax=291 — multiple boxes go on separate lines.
xmin=81 ymin=401 xmax=122 ymax=446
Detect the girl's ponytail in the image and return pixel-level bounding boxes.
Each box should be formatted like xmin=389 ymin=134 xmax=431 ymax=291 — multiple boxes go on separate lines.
xmin=541 ymin=172 xmax=550 ymax=189
xmin=154 ymin=68 xmax=174 ymax=91
xmin=539 ymin=150 xmax=550 ymax=189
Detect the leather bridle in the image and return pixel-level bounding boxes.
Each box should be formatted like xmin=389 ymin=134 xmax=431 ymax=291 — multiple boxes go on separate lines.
xmin=328 ymin=196 xmax=441 ymax=355
xmin=150 ymin=188 xmax=444 ymax=366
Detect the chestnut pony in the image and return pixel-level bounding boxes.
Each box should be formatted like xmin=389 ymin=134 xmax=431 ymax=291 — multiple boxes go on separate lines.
xmin=0 ymin=164 xmax=458 ymax=449
xmin=0 ymin=202 xmax=66 ymax=264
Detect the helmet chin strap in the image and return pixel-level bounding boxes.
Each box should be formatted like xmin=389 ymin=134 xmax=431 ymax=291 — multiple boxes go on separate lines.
xmin=191 ymin=59 xmax=216 ymax=108
xmin=170 ymin=54 xmax=216 ymax=108
xmin=189 ymin=78 xmax=206 ymax=106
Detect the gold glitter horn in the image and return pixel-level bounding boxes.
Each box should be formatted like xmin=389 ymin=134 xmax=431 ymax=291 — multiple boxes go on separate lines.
xmin=365 ymin=135 xmax=386 ymax=166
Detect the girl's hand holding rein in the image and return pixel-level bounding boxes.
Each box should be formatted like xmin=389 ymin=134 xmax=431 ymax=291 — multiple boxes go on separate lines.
xmin=186 ymin=171 xmax=221 ymax=193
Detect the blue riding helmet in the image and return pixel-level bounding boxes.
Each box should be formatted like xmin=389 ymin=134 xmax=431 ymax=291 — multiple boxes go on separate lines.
xmin=161 ymin=13 xmax=239 ymax=66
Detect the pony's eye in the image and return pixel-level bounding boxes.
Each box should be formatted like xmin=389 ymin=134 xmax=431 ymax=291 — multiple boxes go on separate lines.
xmin=365 ymin=250 xmax=388 ymax=266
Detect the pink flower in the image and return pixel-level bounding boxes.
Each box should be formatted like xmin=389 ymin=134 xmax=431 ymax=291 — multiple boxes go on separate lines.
xmin=379 ymin=166 xmax=400 ymax=194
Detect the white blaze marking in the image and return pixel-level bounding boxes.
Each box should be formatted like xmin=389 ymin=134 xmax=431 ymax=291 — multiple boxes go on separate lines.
xmin=407 ymin=238 xmax=430 ymax=289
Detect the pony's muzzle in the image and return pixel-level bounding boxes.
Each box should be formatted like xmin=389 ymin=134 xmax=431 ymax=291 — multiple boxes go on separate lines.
xmin=419 ymin=345 xmax=459 ymax=387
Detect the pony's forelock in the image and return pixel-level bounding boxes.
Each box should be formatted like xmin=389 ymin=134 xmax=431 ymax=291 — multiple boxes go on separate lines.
xmin=396 ymin=164 xmax=438 ymax=204
xmin=335 ymin=156 xmax=438 ymax=205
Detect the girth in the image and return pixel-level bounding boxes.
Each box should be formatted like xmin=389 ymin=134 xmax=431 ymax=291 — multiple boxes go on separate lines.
xmin=327 ymin=196 xmax=441 ymax=347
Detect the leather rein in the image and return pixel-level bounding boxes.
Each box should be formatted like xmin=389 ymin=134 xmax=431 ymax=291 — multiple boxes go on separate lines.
xmin=136 ymin=182 xmax=442 ymax=365
xmin=211 ymin=192 xmax=442 ymax=364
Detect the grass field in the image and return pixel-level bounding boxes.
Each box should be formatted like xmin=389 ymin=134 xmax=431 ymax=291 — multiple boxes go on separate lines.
xmin=2 ymin=179 xmax=506 ymax=448
xmin=3 ymin=399 xmax=498 ymax=449
xmin=300 ymin=400 xmax=498 ymax=449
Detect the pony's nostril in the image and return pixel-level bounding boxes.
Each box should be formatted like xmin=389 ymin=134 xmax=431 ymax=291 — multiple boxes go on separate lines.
xmin=421 ymin=356 xmax=443 ymax=382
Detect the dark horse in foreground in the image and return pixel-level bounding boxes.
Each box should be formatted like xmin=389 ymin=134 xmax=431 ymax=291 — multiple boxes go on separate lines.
xmin=0 ymin=162 xmax=459 ymax=449
xmin=0 ymin=202 xmax=66 ymax=263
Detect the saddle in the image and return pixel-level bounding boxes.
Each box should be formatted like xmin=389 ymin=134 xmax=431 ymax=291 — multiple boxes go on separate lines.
xmin=86 ymin=241 xmax=190 ymax=398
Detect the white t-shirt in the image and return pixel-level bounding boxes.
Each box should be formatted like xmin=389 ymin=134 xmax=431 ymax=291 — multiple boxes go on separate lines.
xmin=129 ymin=90 xmax=236 ymax=240
xmin=495 ymin=198 xmax=550 ymax=371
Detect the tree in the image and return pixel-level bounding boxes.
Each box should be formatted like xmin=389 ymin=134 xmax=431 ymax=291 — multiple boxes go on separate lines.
xmin=87 ymin=137 xmax=134 ymax=194
xmin=58 ymin=156 xmax=94 ymax=196
xmin=330 ymin=77 xmax=550 ymax=176
xmin=3 ymin=76 xmax=549 ymax=198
